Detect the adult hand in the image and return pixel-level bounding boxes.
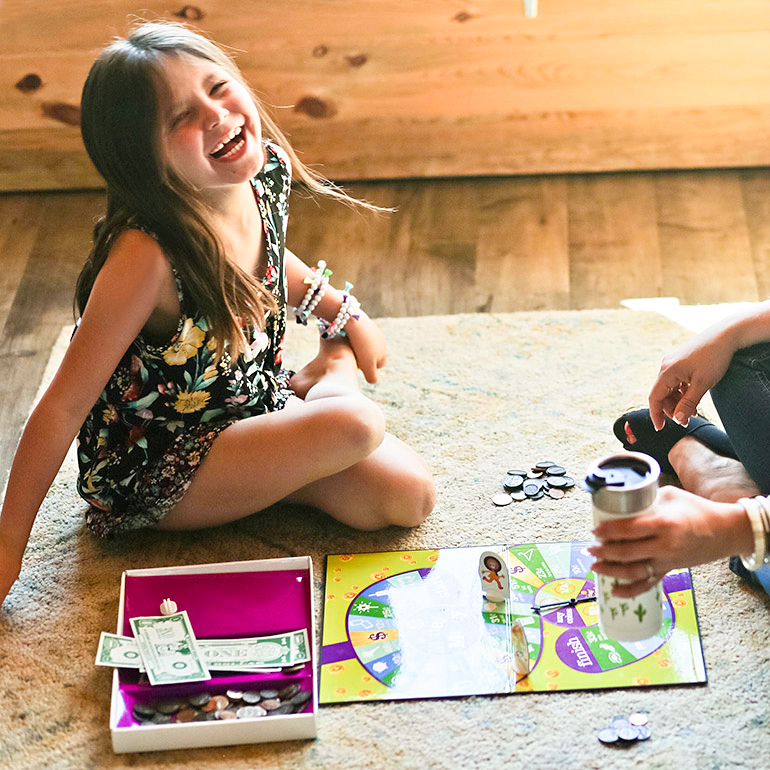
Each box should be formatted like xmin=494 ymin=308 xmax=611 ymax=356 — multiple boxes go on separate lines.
xmin=648 ymin=325 xmax=737 ymax=430
xmin=343 ymin=312 xmax=388 ymax=384
xmin=588 ymin=486 xmax=750 ymax=598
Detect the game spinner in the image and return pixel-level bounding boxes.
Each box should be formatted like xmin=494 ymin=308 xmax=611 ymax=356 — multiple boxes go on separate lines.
xmin=320 ymin=543 xmax=706 ymax=703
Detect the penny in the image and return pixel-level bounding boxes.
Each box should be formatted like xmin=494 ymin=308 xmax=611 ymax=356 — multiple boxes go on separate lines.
xmin=176 ymin=708 xmax=197 ymax=723
xmin=237 ymin=705 xmax=267 ymax=719
xmin=216 ymin=709 xmax=238 ymax=720
xmin=156 ymin=700 xmax=185 ymax=715
xmin=242 ymin=690 xmax=261 ymax=704
xmin=629 ymin=711 xmax=649 ymax=726
xmin=211 ymin=695 xmax=230 ymax=711
xmin=547 ymin=488 xmax=565 ymax=499
xmin=189 ymin=693 xmax=211 ymax=707
xmin=492 ymin=493 xmax=513 ymax=506
xmin=202 ymin=698 xmax=219 ymax=712
xmin=278 ymin=683 xmax=301 ymax=700
xmin=261 ymin=698 xmax=281 ymax=711
xmin=526 ymin=471 xmax=543 ymax=479
xmin=597 ymin=727 xmax=618 ymax=744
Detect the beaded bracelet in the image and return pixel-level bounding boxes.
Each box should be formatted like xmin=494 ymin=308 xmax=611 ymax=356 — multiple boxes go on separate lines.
xmin=738 ymin=496 xmax=769 ymax=571
xmin=292 ymin=260 xmax=332 ymax=325
xmin=318 ymin=282 xmax=361 ymax=339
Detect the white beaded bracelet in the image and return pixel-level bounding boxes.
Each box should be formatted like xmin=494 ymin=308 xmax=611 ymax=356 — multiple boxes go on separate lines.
xmin=738 ymin=496 xmax=768 ymax=571
xmin=318 ymin=284 xmax=361 ymax=339
xmin=293 ymin=260 xmax=331 ymax=325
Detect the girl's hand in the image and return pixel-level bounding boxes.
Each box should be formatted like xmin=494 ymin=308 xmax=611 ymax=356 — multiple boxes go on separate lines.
xmin=588 ymin=486 xmax=751 ymax=598
xmin=648 ymin=325 xmax=737 ymax=430
xmin=343 ymin=312 xmax=387 ymax=383
xmin=0 ymin=534 xmax=23 ymax=608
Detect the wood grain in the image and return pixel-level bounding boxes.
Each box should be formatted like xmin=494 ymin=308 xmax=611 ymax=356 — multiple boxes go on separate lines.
xmin=2 ymin=1 xmax=770 ymax=189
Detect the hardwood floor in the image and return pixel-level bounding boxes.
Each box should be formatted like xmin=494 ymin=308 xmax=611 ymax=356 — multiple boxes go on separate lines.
xmin=1 ymin=167 xmax=769 ymax=488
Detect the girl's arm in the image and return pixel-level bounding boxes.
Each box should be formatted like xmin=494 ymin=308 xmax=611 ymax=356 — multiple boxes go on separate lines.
xmin=284 ymin=249 xmax=387 ymax=383
xmin=0 ymin=230 xmax=171 ymax=607
xmin=650 ymin=300 xmax=770 ymax=429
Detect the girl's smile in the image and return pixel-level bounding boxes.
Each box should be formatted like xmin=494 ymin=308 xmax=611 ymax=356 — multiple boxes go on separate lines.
xmin=159 ymin=54 xmax=263 ymax=191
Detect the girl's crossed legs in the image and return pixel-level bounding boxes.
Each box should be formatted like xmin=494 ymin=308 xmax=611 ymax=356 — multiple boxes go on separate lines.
xmin=157 ymin=339 xmax=435 ymax=532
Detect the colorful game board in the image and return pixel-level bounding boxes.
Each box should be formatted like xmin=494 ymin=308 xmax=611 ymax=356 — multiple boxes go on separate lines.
xmin=320 ymin=543 xmax=706 ymax=703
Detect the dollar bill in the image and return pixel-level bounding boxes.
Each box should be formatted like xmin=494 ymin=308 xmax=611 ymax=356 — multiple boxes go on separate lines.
xmin=199 ymin=629 xmax=310 ymax=670
xmin=95 ymin=632 xmax=144 ymax=670
xmin=129 ymin=611 xmax=211 ymax=686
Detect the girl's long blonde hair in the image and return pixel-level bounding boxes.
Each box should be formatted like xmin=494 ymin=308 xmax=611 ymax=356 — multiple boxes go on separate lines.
xmin=76 ymin=20 xmax=372 ymax=360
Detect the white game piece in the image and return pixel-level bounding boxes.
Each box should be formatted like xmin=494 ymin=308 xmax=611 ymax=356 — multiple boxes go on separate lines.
xmin=511 ymin=618 xmax=530 ymax=676
xmin=159 ymin=598 xmax=178 ymax=616
xmin=479 ymin=550 xmax=510 ymax=603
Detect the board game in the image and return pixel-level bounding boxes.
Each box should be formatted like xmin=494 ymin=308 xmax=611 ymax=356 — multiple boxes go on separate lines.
xmin=320 ymin=543 xmax=706 ymax=703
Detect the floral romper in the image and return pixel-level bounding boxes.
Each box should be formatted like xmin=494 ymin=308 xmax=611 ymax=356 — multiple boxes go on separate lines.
xmin=77 ymin=142 xmax=294 ymax=537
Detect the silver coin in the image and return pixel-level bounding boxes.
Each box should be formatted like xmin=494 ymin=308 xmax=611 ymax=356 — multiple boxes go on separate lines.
xmin=278 ymin=683 xmax=301 ymax=700
xmin=151 ymin=712 xmax=174 ymax=724
xmin=534 ymin=461 xmax=556 ymax=470
xmin=156 ymin=700 xmax=185 ymax=714
xmin=506 ymin=469 xmax=528 ymax=477
xmin=225 ymin=689 xmax=244 ymax=702
xmin=629 ymin=711 xmax=649 ymax=726
xmin=617 ymin=725 xmax=639 ymax=742
xmin=610 ymin=716 xmax=631 ymax=731
xmin=236 ymin=705 xmax=267 ymax=719
xmin=503 ymin=475 xmax=524 ymax=491
xmin=188 ymin=693 xmax=210 ymax=707
xmin=636 ymin=724 xmax=652 ymax=740
xmin=132 ymin=702 xmax=156 ymax=718
xmin=561 ymin=476 xmax=575 ymax=488
xmin=271 ymin=703 xmax=295 ymax=715
xmin=545 ymin=475 xmax=568 ymax=488
xmin=259 ymin=689 xmax=279 ymax=699
xmin=242 ymin=690 xmax=261 ymax=704
xmin=523 ymin=482 xmax=541 ymax=497
xmin=546 ymin=465 xmax=566 ymax=476
xmin=492 ymin=493 xmax=513 ymax=506
xmin=597 ymin=727 xmax=618 ymax=744
xmin=510 ymin=490 xmax=527 ymax=501
xmin=527 ymin=471 xmax=544 ymax=479
xmin=290 ymin=690 xmax=312 ymax=706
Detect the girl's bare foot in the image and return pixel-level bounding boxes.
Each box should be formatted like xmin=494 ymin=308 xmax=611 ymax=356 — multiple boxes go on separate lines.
xmin=669 ymin=437 xmax=759 ymax=503
xmin=290 ymin=337 xmax=359 ymax=400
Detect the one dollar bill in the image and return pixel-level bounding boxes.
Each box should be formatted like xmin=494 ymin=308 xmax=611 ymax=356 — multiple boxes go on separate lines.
xmin=129 ymin=611 xmax=211 ymax=686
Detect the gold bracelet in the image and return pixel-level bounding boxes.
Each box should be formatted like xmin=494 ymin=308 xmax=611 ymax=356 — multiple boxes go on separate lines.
xmin=738 ymin=497 xmax=767 ymax=571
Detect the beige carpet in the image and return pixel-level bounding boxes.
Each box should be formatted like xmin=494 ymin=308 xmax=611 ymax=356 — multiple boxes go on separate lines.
xmin=1 ymin=310 xmax=769 ymax=770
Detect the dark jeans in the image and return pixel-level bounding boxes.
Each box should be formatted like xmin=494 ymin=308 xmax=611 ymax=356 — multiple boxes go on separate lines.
xmin=710 ymin=341 xmax=770 ymax=595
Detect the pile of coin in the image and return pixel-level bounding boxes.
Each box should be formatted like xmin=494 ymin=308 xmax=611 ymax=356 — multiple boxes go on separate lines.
xmin=131 ymin=684 xmax=312 ymax=726
xmin=491 ymin=461 xmax=576 ymax=506
xmin=597 ymin=712 xmax=651 ymax=745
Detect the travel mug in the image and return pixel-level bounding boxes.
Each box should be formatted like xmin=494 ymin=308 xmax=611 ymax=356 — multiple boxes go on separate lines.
xmin=585 ymin=451 xmax=663 ymax=641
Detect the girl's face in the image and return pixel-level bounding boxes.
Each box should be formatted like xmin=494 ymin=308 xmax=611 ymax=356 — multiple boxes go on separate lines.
xmin=158 ymin=54 xmax=264 ymax=192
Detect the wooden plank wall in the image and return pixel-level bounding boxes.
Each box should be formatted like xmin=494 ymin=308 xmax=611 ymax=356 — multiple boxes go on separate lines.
xmin=2 ymin=0 xmax=770 ymax=191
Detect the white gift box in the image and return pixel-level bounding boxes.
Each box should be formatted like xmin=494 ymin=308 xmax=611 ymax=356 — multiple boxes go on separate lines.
xmin=110 ymin=557 xmax=317 ymax=753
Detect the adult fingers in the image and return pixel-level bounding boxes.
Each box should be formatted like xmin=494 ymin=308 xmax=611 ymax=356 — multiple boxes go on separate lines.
xmin=590 ymin=558 xmax=656 ymax=583
xmin=588 ymin=538 xmax=658 ymax=564
xmin=672 ymin=383 xmax=706 ymax=426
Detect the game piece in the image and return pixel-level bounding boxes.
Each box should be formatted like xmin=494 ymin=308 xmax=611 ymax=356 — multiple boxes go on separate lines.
xmin=159 ymin=598 xmax=178 ymax=616
xmin=479 ymin=550 xmax=510 ymax=602
xmin=511 ymin=618 xmax=530 ymax=676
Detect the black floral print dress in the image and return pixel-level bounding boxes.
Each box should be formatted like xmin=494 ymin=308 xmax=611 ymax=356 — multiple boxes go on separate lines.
xmin=77 ymin=141 xmax=293 ymax=537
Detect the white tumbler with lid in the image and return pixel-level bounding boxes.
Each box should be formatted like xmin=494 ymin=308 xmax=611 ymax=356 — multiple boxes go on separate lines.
xmin=585 ymin=451 xmax=663 ymax=642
